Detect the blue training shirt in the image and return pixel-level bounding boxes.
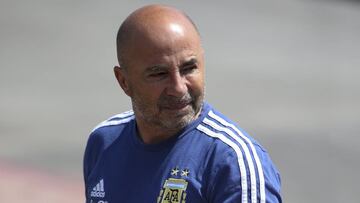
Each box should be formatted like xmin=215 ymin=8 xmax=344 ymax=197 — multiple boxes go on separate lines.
xmin=83 ymin=102 xmax=282 ymax=203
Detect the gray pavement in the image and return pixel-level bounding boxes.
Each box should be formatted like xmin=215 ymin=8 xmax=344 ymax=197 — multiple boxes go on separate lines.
xmin=1 ymin=0 xmax=360 ymax=202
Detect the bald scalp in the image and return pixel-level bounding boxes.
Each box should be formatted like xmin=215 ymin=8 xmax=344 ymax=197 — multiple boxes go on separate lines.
xmin=116 ymin=4 xmax=200 ymax=69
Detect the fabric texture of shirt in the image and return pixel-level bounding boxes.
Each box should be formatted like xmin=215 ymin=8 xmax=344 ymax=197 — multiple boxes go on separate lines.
xmin=83 ymin=102 xmax=282 ymax=203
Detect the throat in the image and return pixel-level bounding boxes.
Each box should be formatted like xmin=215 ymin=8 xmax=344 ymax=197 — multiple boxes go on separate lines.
xmin=136 ymin=123 xmax=181 ymax=144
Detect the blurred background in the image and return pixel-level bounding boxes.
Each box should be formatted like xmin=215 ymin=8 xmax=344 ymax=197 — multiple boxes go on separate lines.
xmin=1 ymin=0 xmax=359 ymax=202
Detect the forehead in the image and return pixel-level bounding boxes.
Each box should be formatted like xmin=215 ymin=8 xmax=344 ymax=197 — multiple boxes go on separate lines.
xmin=125 ymin=25 xmax=202 ymax=69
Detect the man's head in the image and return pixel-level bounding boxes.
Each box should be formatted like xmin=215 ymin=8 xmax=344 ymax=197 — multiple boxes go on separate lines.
xmin=114 ymin=5 xmax=205 ymax=136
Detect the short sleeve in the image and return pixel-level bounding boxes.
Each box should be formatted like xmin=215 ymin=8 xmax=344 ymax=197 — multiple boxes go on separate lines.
xmin=207 ymin=144 xmax=282 ymax=203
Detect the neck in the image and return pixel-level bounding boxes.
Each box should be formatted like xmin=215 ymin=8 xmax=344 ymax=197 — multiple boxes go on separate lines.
xmin=135 ymin=118 xmax=180 ymax=144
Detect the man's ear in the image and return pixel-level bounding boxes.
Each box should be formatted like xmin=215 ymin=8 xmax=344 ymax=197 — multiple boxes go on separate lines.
xmin=114 ymin=66 xmax=131 ymax=96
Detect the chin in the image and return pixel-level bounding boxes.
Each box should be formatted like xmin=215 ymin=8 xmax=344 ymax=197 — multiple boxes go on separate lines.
xmin=160 ymin=112 xmax=195 ymax=130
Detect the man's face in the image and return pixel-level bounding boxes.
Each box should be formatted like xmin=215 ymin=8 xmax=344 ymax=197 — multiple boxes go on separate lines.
xmin=121 ymin=23 xmax=205 ymax=131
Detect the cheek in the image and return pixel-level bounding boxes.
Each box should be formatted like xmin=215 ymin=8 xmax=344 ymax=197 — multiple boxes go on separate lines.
xmin=134 ymin=83 xmax=164 ymax=103
xmin=188 ymin=74 xmax=205 ymax=92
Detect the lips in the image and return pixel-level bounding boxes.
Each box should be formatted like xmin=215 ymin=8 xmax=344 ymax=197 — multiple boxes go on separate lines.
xmin=170 ymin=101 xmax=191 ymax=110
xmin=161 ymin=100 xmax=191 ymax=110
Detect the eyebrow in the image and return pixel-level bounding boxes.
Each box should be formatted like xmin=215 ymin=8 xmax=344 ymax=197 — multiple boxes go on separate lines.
xmin=181 ymin=58 xmax=198 ymax=67
xmin=145 ymin=64 xmax=168 ymax=73
xmin=144 ymin=57 xmax=198 ymax=73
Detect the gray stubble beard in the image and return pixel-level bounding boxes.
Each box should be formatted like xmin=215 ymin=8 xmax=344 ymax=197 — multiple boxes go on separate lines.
xmin=131 ymin=91 xmax=204 ymax=133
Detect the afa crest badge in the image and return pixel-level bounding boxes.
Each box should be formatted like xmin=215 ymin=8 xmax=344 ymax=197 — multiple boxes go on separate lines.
xmin=157 ymin=167 xmax=189 ymax=203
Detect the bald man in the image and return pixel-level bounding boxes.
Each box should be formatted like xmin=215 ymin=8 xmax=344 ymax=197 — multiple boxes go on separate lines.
xmin=83 ymin=5 xmax=282 ymax=203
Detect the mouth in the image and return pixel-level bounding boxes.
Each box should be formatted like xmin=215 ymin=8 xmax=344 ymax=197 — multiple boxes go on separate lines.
xmin=161 ymin=100 xmax=192 ymax=111
xmin=158 ymin=93 xmax=194 ymax=113
xmin=164 ymin=102 xmax=190 ymax=110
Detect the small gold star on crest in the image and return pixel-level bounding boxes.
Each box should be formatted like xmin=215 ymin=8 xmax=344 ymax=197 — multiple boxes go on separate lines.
xmin=171 ymin=167 xmax=179 ymax=176
xmin=181 ymin=169 xmax=190 ymax=177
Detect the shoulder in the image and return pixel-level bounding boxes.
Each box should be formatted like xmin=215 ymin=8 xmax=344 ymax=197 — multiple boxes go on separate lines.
xmin=91 ymin=110 xmax=135 ymax=133
xmin=195 ymin=107 xmax=263 ymax=157
xmin=84 ymin=110 xmax=134 ymax=163
xmin=195 ymin=105 xmax=281 ymax=202
xmin=86 ymin=110 xmax=135 ymax=150
xmin=83 ymin=110 xmax=135 ymax=180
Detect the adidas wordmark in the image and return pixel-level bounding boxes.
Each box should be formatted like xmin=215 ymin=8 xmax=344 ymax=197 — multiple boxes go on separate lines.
xmin=91 ymin=179 xmax=105 ymax=198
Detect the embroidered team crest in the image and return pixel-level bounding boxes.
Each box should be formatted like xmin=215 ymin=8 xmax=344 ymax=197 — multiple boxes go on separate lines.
xmin=157 ymin=167 xmax=189 ymax=203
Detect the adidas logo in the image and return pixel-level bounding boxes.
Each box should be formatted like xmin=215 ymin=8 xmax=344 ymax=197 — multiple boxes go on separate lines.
xmin=91 ymin=179 xmax=106 ymax=198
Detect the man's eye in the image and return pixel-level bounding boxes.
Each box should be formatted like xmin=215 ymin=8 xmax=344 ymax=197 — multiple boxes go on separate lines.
xmin=149 ymin=72 xmax=167 ymax=77
xmin=181 ymin=65 xmax=197 ymax=74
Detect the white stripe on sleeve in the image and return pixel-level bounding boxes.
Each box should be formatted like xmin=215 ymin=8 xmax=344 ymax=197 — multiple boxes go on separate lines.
xmin=91 ymin=115 xmax=135 ymax=133
xmin=197 ymin=124 xmax=248 ymax=203
xmin=203 ymin=117 xmax=257 ymax=203
xmin=209 ymin=110 xmax=266 ymax=203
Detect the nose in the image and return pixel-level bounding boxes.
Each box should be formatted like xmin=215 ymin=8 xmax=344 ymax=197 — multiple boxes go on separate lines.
xmin=166 ymin=71 xmax=188 ymax=97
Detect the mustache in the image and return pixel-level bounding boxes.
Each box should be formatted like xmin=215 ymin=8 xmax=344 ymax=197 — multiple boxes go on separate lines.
xmin=158 ymin=93 xmax=193 ymax=107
